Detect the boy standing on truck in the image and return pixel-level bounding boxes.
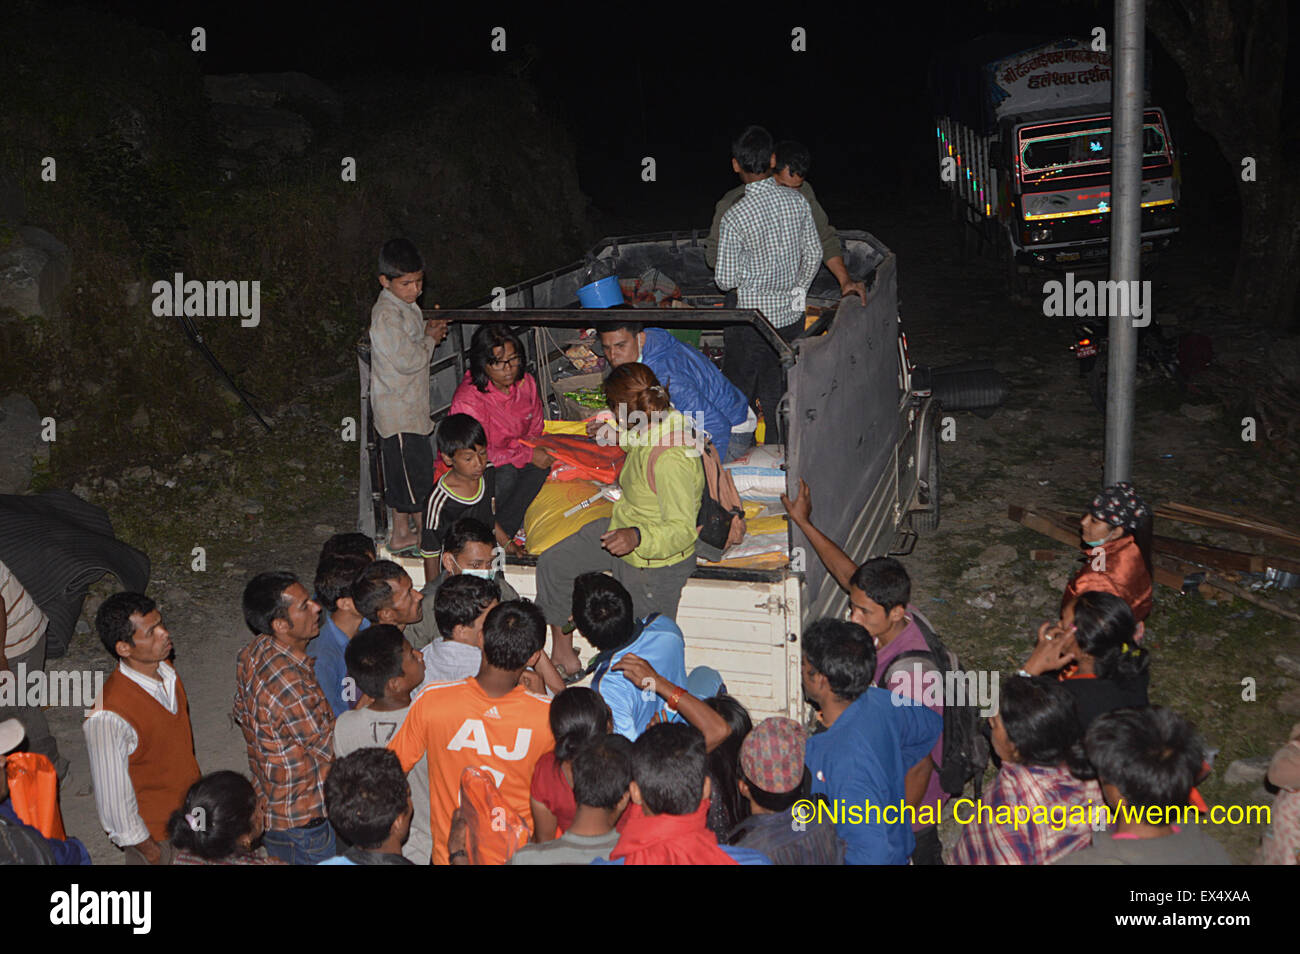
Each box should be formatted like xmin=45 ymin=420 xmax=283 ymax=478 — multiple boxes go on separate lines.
xmin=712 ymin=125 xmax=821 ymax=446
xmin=369 ymin=239 xmax=448 ymax=555
xmin=770 ymin=140 xmax=867 ymax=303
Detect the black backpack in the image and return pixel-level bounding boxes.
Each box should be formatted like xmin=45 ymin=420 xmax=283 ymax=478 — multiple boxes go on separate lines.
xmin=875 ymin=609 xmax=991 ymax=799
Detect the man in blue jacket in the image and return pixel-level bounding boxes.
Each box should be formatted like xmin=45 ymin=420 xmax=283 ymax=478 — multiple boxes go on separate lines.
xmin=572 ymin=573 xmax=688 ymax=740
xmin=597 ymin=318 xmax=754 ymax=461
xmin=801 ymin=619 xmax=942 ymax=865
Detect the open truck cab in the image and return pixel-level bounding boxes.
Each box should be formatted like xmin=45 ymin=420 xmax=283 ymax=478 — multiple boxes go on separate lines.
xmin=356 ymin=228 xmax=940 ymax=721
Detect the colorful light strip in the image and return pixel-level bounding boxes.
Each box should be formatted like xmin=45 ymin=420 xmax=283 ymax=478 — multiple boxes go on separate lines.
xmin=1021 ymin=198 xmax=1175 ymax=222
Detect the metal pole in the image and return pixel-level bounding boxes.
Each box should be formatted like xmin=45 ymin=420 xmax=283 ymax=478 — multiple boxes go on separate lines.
xmin=1105 ymin=0 xmax=1144 ymax=484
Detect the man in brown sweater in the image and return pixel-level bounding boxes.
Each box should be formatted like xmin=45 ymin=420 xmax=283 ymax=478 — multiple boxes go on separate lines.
xmin=84 ymin=593 xmax=201 ymax=864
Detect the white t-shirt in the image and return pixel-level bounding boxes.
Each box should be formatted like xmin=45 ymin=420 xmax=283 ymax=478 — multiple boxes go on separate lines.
xmin=1 ymin=559 xmax=48 ymax=659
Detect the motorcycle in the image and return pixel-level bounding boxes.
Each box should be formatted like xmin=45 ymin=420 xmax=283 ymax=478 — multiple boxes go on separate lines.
xmin=1069 ymin=317 xmax=1182 ymax=413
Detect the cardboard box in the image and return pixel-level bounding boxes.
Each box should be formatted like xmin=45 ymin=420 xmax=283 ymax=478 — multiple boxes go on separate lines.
xmin=552 ymin=371 xmax=605 ymax=421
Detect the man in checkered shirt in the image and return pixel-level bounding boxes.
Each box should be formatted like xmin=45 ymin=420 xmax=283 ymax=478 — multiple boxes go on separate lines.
xmin=714 ymin=125 xmax=821 ymax=445
xmin=233 ymin=571 xmax=337 ymax=864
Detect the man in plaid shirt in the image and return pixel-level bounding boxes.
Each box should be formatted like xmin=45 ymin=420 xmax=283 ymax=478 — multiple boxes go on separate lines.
xmin=714 ymin=125 xmax=822 ymax=445
xmin=233 ymin=571 xmax=337 ymax=864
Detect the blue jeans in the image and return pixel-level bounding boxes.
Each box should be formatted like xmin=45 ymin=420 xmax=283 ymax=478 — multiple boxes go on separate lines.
xmin=262 ymin=819 xmax=337 ymax=865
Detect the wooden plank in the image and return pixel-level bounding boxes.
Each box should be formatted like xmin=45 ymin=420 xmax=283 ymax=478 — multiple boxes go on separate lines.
xmin=1030 ymin=549 xmax=1062 ymax=561
xmin=1154 ymin=556 xmax=1234 ymax=601
xmin=1158 ymin=503 xmax=1300 ymax=549
xmin=1152 ymin=535 xmax=1266 ymax=574
xmin=1007 ymin=505 xmax=1080 ymax=548
xmin=1203 ymin=574 xmax=1300 ymax=623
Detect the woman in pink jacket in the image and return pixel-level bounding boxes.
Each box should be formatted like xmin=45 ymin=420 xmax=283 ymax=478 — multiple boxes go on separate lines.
xmin=451 ymin=325 xmax=552 ymax=553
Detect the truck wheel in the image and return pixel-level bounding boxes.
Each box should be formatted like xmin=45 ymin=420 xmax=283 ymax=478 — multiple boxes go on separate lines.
xmin=928 ymin=367 xmax=1009 ymax=412
xmin=911 ymin=412 xmax=941 ymax=532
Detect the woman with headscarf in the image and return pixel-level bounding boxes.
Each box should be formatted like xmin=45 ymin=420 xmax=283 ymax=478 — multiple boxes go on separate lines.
xmin=1062 ymin=481 xmax=1153 ymax=622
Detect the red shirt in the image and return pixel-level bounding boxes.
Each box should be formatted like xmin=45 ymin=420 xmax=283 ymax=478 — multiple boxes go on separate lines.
xmin=530 ymin=751 xmax=577 ymax=834
xmin=530 ymin=751 xmax=632 ymax=837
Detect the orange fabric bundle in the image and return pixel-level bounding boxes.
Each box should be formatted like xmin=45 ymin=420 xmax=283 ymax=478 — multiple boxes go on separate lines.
xmin=5 ymin=751 xmax=67 ymax=840
xmin=520 ymin=434 xmax=625 ymax=484
xmin=458 ymin=766 xmax=532 ymax=865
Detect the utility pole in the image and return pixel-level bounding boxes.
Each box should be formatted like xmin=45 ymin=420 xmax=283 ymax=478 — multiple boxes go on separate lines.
xmin=1104 ymin=0 xmax=1144 ymax=484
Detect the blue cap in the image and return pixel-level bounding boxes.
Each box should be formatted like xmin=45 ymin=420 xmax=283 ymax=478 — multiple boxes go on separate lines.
xmin=686 ymin=666 xmax=726 ymax=700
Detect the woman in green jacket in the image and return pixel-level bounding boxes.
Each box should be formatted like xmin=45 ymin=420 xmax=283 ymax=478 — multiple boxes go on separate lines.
xmin=537 ymin=363 xmax=704 ymax=677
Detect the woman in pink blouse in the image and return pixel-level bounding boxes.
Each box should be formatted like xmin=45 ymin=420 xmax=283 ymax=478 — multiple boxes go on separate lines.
xmin=451 ymin=325 xmax=553 ymax=553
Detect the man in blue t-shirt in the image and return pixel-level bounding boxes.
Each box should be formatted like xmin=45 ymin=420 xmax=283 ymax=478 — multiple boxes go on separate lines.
xmin=572 ymin=573 xmax=688 ymax=740
xmin=307 ymin=552 xmax=372 ymax=716
xmin=801 ymin=619 xmax=942 ymax=865
xmin=597 ymin=318 xmax=753 ymax=461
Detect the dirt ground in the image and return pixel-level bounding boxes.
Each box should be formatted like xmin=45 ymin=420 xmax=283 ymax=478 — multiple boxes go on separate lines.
xmin=43 ymin=190 xmax=1298 ymax=865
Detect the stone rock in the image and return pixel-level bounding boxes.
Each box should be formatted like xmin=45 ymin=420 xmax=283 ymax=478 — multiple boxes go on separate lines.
xmin=242 ymin=499 xmax=264 ymax=515
xmin=1279 ymin=688 xmax=1300 ymax=717
xmin=976 ymin=543 xmax=1018 ymax=567
xmin=195 ymin=452 xmax=215 ymax=465
xmin=1276 ymin=654 xmax=1300 ymax=680
xmin=1223 ymin=756 xmax=1273 ymax=786
xmin=130 ymin=407 xmax=150 ymax=429
xmin=0 ymin=393 xmax=41 ymax=494
xmin=210 ymin=103 xmax=313 ymax=158
xmin=0 ymin=227 xmax=71 ymax=319
xmin=1179 ymin=403 xmax=1220 ymax=422
xmin=204 ymin=72 xmax=341 ymax=113
xmin=75 ymin=619 xmax=90 ymax=635
xmin=286 ymin=458 xmax=306 ymax=470
xmin=941 ymin=491 xmax=957 ymax=506
xmin=966 ymin=592 xmax=996 ymax=610
xmin=313 ymin=524 xmax=335 ymax=537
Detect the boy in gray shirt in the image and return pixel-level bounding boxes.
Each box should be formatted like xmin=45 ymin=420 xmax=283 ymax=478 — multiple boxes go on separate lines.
xmin=1055 ymin=707 xmax=1231 ymax=866
xmin=510 ymin=735 xmax=632 ymax=865
xmin=334 ymin=624 xmax=433 ymax=864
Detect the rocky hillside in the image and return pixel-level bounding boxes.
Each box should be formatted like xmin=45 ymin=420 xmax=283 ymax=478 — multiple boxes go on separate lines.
xmin=0 ymin=1 xmax=594 ymax=493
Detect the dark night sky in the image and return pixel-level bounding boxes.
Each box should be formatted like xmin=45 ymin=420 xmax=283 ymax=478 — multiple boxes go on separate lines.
xmin=85 ymin=1 xmax=1297 ymax=228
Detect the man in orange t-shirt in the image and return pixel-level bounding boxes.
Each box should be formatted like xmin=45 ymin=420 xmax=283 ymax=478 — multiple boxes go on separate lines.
xmin=390 ymin=600 xmax=553 ymax=864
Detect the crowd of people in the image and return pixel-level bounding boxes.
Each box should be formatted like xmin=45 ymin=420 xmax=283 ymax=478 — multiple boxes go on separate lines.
xmin=1 ymin=126 xmax=1296 ymax=867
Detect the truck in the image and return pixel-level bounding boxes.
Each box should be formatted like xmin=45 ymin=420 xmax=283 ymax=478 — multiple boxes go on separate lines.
xmin=356 ymin=228 xmax=941 ymax=722
xmin=932 ymin=36 xmax=1180 ymax=292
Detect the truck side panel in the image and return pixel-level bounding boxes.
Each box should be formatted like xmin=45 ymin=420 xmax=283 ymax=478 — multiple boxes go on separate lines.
xmin=787 ymin=253 xmax=903 ymax=624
